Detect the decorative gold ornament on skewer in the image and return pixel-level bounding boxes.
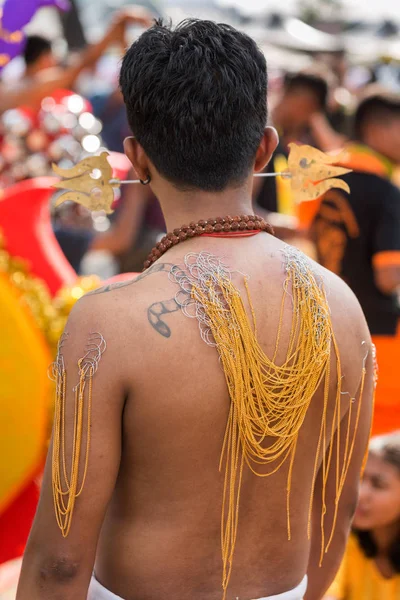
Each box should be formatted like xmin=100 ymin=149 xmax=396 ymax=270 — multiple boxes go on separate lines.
xmin=52 ymin=144 xmax=353 ymax=213
xmin=52 ymin=153 xmax=118 ymax=214
xmin=285 ymin=143 xmax=352 ymax=201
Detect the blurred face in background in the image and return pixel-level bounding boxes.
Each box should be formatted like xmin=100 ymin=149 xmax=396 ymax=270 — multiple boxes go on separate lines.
xmin=364 ymin=116 xmax=400 ymax=165
xmin=353 ymin=452 xmax=400 ymax=532
xmin=27 ymin=50 xmax=57 ymax=76
xmin=272 ymin=88 xmax=320 ymax=134
xmin=37 ymin=50 xmax=57 ymax=71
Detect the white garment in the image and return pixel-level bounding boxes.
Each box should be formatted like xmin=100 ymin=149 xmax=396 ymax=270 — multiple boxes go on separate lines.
xmin=88 ymin=576 xmax=123 ymax=600
xmin=87 ymin=574 xmax=308 ymax=600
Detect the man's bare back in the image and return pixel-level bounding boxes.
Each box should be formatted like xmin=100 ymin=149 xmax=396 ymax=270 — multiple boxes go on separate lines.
xmin=18 ymin=234 xmax=373 ymax=600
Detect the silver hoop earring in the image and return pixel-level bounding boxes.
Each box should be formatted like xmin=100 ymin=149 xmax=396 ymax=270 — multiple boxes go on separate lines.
xmin=140 ymin=175 xmax=151 ymax=185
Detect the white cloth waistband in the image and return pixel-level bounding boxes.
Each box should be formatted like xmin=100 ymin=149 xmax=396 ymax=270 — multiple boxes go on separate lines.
xmin=88 ymin=576 xmax=123 ymax=600
xmin=88 ymin=575 xmax=308 ymax=600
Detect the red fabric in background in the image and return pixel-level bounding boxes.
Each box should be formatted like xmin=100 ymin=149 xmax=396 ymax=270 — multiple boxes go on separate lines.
xmin=0 ymin=481 xmax=39 ymax=564
xmin=0 ymin=177 xmax=76 ymax=295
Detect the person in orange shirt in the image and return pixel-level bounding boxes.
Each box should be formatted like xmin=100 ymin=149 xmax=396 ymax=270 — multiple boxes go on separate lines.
xmin=311 ymin=92 xmax=400 ymax=435
xmin=324 ymin=431 xmax=400 ymax=600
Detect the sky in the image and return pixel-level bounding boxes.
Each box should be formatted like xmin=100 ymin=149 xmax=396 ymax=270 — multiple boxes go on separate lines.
xmin=218 ymin=0 xmax=400 ymax=19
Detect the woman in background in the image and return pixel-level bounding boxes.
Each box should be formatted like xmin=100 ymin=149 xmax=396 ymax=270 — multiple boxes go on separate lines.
xmin=325 ymin=431 xmax=400 ymax=599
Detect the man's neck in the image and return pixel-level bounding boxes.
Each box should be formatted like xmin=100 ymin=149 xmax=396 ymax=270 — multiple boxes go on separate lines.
xmin=153 ymin=180 xmax=255 ymax=232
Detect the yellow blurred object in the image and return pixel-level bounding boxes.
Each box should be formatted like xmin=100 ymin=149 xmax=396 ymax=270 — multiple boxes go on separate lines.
xmin=0 ymin=233 xmax=101 ymax=516
xmin=0 ymin=272 xmax=52 ymax=513
xmin=274 ymin=154 xmax=294 ymax=216
xmin=53 ymin=275 xmax=101 ymax=326
xmin=0 ymin=237 xmax=60 ymax=351
xmin=393 ymin=168 xmax=400 ymax=188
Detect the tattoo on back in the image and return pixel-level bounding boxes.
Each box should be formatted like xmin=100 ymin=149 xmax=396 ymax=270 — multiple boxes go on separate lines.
xmin=85 ymin=261 xmax=184 ymax=338
xmin=85 ymin=263 xmax=173 ymax=296
xmin=148 ymin=298 xmax=180 ymax=338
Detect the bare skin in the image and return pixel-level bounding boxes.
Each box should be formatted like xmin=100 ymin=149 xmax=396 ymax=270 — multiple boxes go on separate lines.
xmin=17 ymin=129 xmax=374 ymax=600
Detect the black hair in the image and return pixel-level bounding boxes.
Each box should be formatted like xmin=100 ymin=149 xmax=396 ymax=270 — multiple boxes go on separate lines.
xmin=119 ymin=19 xmax=268 ymax=192
xmin=354 ymin=432 xmax=400 ymax=573
xmin=284 ymin=72 xmax=328 ymax=110
xmin=354 ymin=92 xmax=400 ymax=140
xmin=24 ymin=35 xmax=52 ymax=66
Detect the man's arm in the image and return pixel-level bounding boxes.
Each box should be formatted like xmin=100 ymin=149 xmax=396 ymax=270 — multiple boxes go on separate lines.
xmin=308 ymin=112 xmax=347 ymax=153
xmin=0 ymin=7 xmax=153 ymax=114
xmin=372 ymin=184 xmax=400 ymax=296
xmin=16 ymin=295 xmax=126 ymax=600
xmin=64 ymin=7 xmax=153 ymax=82
xmin=373 ymin=259 xmax=400 ymax=296
xmin=305 ymin=286 xmax=374 ymax=600
xmin=321 ymin=549 xmax=346 ymax=600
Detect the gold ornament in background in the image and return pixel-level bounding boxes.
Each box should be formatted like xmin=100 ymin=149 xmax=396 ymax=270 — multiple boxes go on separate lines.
xmin=0 ymin=232 xmax=60 ymax=352
xmin=53 ymin=275 xmax=101 ymax=329
xmin=285 ymin=144 xmax=352 ymax=202
xmin=0 ymin=232 xmax=101 ymax=353
xmin=0 ymin=229 xmax=102 ymax=452
xmin=53 ymin=152 xmax=118 ymax=214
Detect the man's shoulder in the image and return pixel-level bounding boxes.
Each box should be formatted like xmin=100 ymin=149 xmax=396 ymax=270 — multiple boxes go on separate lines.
xmin=84 ymin=262 xmax=174 ymax=300
xmin=68 ymin=261 xmax=176 ymax=334
xmin=290 ymin=248 xmax=369 ymax=339
xmin=279 ymin=244 xmax=362 ymax=315
xmin=320 ymin=260 xmax=365 ymax=320
xmin=268 ymin=245 xmax=371 ymax=392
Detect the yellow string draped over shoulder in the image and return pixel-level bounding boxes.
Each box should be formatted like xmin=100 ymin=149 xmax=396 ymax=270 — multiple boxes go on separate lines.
xmin=50 ymin=332 xmax=106 ymax=537
xmin=171 ymin=250 xmax=367 ymax=599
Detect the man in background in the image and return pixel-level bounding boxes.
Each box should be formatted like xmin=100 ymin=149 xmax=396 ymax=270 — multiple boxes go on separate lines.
xmin=23 ymin=35 xmax=57 ymax=77
xmin=0 ymin=7 xmax=152 ymax=114
xmin=255 ymin=71 xmax=329 ymax=214
xmin=312 ymin=91 xmax=400 ymax=435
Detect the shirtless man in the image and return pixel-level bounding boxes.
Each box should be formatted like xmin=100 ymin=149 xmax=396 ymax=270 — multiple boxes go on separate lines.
xmin=17 ymin=20 xmax=374 ymax=600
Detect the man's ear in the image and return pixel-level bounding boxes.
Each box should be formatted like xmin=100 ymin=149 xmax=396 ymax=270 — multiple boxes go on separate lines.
xmin=123 ymin=136 xmax=151 ymax=181
xmin=254 ymin=127 xmax=279 ymax=173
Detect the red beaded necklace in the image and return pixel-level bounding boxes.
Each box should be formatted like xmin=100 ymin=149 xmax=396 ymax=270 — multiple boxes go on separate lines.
xmin=143 ymin=214 xmax=274 ymax=270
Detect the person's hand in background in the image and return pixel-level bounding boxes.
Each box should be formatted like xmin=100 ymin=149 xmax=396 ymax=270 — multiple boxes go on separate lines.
xmin=109 ymin=6 xmax=154 ymax=49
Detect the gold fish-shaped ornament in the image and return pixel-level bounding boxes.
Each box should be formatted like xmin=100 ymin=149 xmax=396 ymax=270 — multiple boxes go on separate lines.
xmin=285 ymin=143 xmax=353 ymax=202
xmin=52 ymin=152 xmax=118 ymax=214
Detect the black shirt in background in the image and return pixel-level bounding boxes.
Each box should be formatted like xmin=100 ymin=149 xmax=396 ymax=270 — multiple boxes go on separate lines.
xmin=54 ymin=225 xmax=94 ymax=274
xmin=311 ymin=172 xmax=400 ymax=336
xmin=255 ymin=157 xmax=278 ymax=213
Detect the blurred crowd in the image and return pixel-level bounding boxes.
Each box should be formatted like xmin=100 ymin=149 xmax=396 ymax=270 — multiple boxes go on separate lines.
xmin=0 ymin=2 xmax=400 ymax=599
